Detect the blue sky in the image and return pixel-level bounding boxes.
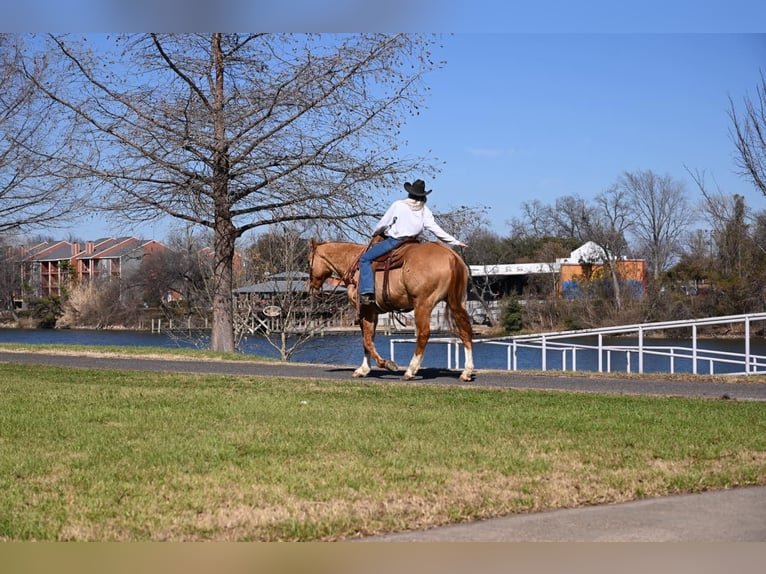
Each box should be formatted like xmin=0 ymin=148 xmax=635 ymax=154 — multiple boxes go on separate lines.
xmin=8 ymin=2 xmax=765 ymax=239
xmin=403 ymin=33 xmax=766 ymax=233
xmin=73 ymin=31 xmax=765 ymax=241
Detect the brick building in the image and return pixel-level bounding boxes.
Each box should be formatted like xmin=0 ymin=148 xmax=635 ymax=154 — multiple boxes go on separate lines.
xmin=15 ymin=237 xmax=165 ymax=306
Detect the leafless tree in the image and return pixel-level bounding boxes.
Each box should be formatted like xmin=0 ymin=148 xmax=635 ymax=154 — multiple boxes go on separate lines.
xmin=236 ymin=223 xmax=349 ymax=359
xmin=26 ymin=33 xmax=441 ymax=351
xmin=0 ymin=238 xmax=22 ymax=314
xmin=618 ymin=169 xmax=693 ymax=281
xmin=520 ymin=191 xmax=634 ymax=311
xmin=0 ymin=34 xmax=82 ymax=235
xmin=515 ymin=199 xmax=558 ymax=238
xmin=687 ymin=167 xmax=750 ymax=271
xmin=545 ymin=195 xmax=590 ymax=241
xmin=730 ymin=72 xmax=766 ymax=196
xmin=583 ymin=185 xmax=636 ymax=311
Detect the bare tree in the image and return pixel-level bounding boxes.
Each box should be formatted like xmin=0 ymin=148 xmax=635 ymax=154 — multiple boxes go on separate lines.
xmin=545 ymin=195 xmax=590 ymax=241
xmin=719 ymin=194 xmax=750 ymax=279
xmin=155 ymin=227 xmax=216 ymax=318
xmin=515 ymin=199 xmax=558 ymax=238
xmin=235 ymin=223 xmax=348 ymax=359
xmin=688 ymin=167 xmax=748 ymax=272
xmin=0 ymin=238 xmax=21 ymax=314
xmin=730 ymin=72 xmax=766 ymax=196
xmin=0 ymin=34 xmax=82 ymax=234
xmin=618 ymin=169 xmax=693 ymax=281
xmin=583 ymin=186 xmax=636 ymax=311
xmin=26 ymin=33 xmax=440 ymax=351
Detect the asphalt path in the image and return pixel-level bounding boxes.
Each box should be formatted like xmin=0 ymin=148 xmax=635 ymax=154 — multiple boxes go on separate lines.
xmin=2 ymin=350 xmax=766 ymax=401
xmin=3 ymin=350 xmax=765 ymax=542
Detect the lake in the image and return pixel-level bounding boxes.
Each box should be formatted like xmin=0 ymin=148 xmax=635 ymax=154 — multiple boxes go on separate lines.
xmin=1 ymin=328 xmax=765 ymax=375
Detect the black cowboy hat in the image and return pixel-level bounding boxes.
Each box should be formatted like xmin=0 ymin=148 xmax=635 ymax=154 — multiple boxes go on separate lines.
xmin=404 ymin=179 xmax=432 ymax=198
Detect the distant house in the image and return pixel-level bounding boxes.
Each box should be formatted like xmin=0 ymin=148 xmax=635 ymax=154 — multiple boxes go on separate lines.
xmin=75 ymin=237 xmax=166 ymax=287
xmin=16 ymin=237 xmax=166 ymax=306
xmin=468 ymin=241 xmax=647 ymax=300
xmin=557 ymin=241 xmax=646 ymax=299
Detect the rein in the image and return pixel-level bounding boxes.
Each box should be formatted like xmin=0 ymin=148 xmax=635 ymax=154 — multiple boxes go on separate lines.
xmin=341 ymin=236 xmax=377 ymax=287
xmin=311 ymin=243 xmax=363 ymax=296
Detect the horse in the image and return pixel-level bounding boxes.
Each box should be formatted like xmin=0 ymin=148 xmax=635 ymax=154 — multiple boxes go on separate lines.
xmin=308 ymin=239 xmax=475 ymax=382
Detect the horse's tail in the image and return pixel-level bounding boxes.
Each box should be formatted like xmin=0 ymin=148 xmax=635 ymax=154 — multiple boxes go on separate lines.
xmin=444 ymin=249 xmax=473 ymax=345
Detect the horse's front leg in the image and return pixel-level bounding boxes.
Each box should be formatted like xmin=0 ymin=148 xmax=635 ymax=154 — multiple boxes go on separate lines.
xmin=403 ymin=306 xmax=432 ymax=380
xmin=354 ymin=309 xmax=397 ymax=377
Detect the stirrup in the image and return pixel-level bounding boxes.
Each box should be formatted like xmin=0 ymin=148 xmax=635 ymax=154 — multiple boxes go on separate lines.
xmin=359 ymin=293 xmax=376 ymax=306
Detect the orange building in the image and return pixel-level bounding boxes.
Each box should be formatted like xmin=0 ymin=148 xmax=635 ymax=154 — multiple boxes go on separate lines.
xmin=559 ymin=259 xmax=647 ymax=298
xmin=469 ymin=241 xmax=647 ymax=300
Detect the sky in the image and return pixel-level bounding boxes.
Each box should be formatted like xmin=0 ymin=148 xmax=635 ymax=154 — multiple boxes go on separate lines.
xmin=401 ymin=33 xmax=766 ymax=233
xmin=6 ymin=1 xmax=766 ymax=241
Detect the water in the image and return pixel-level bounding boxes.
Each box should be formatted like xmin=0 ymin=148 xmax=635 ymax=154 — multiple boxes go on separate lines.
xmin=0 ymin=328 xmax=436 ymax=368
xmin=1 ymin=328 xmax=765 ymax=375
xmin=0 ymin=327 xmax=498 ymax=369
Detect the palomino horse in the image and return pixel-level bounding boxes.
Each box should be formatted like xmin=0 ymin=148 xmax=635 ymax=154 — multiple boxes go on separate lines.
xmin=308 ymin=239 xmax=474 ymax=382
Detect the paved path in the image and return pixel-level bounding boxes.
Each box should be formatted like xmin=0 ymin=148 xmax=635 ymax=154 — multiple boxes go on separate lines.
xmin=362 ymin=485 xmax=766 ymax=542
xmin=3 ymin=350 xmax=765 ymax=541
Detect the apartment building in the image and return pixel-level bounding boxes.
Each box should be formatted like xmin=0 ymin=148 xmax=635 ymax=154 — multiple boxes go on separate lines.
xmin=16 ymin=237 xmax=165 ymax=306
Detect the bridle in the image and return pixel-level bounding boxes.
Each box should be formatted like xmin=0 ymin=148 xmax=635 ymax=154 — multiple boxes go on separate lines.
xmin=308 ymin=242 xmax=353 ymax=297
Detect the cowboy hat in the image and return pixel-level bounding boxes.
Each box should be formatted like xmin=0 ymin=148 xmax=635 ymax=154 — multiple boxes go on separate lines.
xmin=404 ymin=179 xmax=432 ymax=198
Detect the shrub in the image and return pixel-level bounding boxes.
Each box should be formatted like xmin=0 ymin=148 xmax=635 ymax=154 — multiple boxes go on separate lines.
xmin=501 ymin=295 xmax=523 ymax=333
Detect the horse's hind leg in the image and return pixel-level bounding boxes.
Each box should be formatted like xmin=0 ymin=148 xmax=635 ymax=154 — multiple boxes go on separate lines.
xmin=452 ymin=303 xmax=475 ymax=382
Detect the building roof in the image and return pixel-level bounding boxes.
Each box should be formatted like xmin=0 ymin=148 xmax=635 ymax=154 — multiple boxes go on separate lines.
xmin=234 ymin=272 xmax=346 ymax=295
xmin=468 ymin=241 xmax=643 ymax=278
xmin=76 ymin=237 xmax=144 ymax=260
xmin=21 ymin=237 xmax=160 ymax=263
xmin=26 ymin=241 xmax=73 ymax=262
xmin=557 ymin=241 xmax=609 ymax=264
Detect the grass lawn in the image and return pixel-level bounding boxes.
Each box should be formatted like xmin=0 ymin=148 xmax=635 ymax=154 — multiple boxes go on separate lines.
xmin=1 ymin=360 xmax=764 ymax=541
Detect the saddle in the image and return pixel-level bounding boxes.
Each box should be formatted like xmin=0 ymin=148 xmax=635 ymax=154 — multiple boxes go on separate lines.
xmin=371 ymin=236 xmax=418 ymax=271
xmin=346 ymin=237 xmax=420 ymax=310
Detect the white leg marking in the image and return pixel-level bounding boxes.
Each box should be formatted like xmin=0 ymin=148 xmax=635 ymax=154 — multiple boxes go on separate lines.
xmin=354 ymin=354 xmax=371 ymax=378
xmin=403 ymin=353 xmax=423 ymax=380
xmin=460 ymin=348 xmax=474 ymax=382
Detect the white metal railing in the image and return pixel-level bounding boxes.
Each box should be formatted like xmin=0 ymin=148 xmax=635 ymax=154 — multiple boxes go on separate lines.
xmin=390 ymin=313 xmax=766 ymax=376
xmin=390 ymin=336 xmax=466 ymax=370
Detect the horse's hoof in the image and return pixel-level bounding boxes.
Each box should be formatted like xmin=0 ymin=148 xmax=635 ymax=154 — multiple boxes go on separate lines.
xmin=353 ymin=369 xmax=368 ymax=378
xmin=402 ymin=371 xmax=415 ymax=380
xmin=384 ymin=360 xmax=398 ymax=371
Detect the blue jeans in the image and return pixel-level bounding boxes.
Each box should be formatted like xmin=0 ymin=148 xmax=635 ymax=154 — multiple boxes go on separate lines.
xmin=359 ymin=236 xmax=402 ymax=295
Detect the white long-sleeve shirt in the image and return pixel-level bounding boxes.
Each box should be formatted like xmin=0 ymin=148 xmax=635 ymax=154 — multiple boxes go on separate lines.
xmin=372 ymin=199 xmax=462 ymax=246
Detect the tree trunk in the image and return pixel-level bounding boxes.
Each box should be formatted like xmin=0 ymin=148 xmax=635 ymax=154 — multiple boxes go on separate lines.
xmin=210 ymin=221 xmax=236 ymax=352
xmin=607 ymin=260 xmax=623 ymax=311
xmin=209 ymin=33 xmax=236 ymax=353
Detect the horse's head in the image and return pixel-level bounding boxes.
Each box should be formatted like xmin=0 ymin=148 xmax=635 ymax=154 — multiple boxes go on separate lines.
xmin=307 ymin=238 xmax=330 ymax=294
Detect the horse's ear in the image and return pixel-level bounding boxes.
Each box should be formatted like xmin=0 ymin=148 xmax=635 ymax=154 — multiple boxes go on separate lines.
xmin=310 ymin=238 xmax=317 ymax=250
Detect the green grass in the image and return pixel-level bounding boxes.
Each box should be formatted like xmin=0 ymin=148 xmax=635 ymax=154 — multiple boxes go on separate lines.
xmin=0 ymin=342 xmax=271 ymax=361
xmin=0 ymin=361 xmax=764 ymax=541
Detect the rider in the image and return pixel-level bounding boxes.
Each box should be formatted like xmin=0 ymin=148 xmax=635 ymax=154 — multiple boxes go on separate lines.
xmin=358 ymin=179 xmax=467 ymax=306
